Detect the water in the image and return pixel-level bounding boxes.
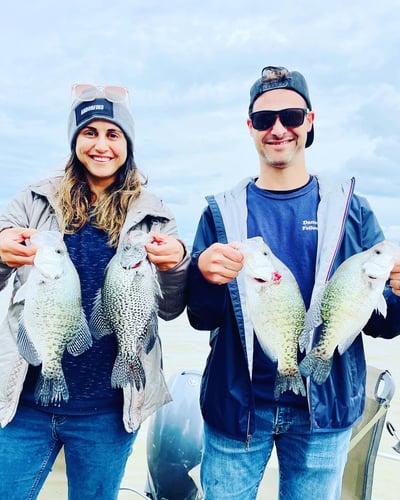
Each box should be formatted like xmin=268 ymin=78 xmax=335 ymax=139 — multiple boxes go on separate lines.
xmin=0 ymin=285 xmax=399 ymax=498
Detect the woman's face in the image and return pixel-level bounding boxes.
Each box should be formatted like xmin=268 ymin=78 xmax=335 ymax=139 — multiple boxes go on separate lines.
xmin=75 ymin=119 xmax=128 ymax=193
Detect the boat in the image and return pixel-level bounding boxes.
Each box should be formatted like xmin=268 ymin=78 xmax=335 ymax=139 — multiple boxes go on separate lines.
xmin=119 ymin=365 xmax=399 ymax=500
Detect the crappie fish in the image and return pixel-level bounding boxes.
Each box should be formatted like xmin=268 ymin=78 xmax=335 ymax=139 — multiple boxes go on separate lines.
xmin=90 ymin=229 xmax=161 ymax=391
xmin=15 ymin=230 xmax=92 ymax=405
xmin=299 ymin=240 xmax=399 ymax=384
xmin=240 ymin=237 xmax=306 ymax=399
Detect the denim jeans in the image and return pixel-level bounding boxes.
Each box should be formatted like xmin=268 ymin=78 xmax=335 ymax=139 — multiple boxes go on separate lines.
xmin=201 ymin=406 xmax=352 ymax=500
xmin=0 ymin=404 xmax=138 ymax=500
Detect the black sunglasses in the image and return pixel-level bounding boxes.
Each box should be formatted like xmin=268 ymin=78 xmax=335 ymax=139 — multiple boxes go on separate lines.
xmin=250 ymin=108 xmax=308 ymax=131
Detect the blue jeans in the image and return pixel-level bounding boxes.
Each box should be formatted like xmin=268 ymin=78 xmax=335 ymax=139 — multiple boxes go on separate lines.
xmin=0 ymin=404 xmax=138 ymax=500
xmin=201 ymin=406 xmax=352 ymax=500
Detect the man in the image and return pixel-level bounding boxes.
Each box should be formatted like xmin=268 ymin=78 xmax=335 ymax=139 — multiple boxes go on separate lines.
xmin=187 ymin=65 xmax=400 ymax=499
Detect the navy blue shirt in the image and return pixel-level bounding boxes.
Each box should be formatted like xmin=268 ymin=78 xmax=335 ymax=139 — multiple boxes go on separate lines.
xmin=247 ymin=177 xmax=319 ymax=408
xmin=21 ymin=222 xmax=123 ymax=414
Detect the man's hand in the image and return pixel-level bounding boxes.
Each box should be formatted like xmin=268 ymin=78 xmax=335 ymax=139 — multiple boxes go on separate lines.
xmin=198 ymin=242 xmax=243 ymax=285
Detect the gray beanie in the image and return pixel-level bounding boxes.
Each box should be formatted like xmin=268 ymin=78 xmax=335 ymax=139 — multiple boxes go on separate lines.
xmin=67 ymin=97 xmax=135 ymax=149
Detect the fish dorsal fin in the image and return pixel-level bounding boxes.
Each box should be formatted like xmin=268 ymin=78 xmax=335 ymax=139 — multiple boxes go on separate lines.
xmin=305 ymin=284 xmax=326 ymax=330
xmin=67 ymin=312 xmax=93 ymax=356
xmin=89 ymin=288 xmax=113 ymax=339
xmin=375 ymin=294 xmax=388 ymax=318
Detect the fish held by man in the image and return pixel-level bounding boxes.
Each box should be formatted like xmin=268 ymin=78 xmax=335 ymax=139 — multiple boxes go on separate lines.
xmin=240 ymin=236 xmax=306 ymax=399
xmin=14 ymin=230 xmax=92 ymax=405
xmin=90 ymin=229 xmax=162 ymax=392
xmin=299 ymin=240 xmax=400 ymax=384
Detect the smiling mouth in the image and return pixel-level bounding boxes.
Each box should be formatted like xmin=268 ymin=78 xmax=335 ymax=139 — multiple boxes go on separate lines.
xmin=266 ymin=139 xmax=293 ymax=146
xmin=91 ymin=156 xmax=112 ymax=162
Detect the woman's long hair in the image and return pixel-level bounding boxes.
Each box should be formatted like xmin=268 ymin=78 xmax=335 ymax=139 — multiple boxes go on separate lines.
xmin=58 ymin=142 xmax=146 ymax=247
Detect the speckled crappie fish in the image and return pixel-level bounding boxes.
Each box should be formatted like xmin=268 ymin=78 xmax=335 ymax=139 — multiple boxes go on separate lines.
xmin=240 ymin=237 xmax=306 ymax=399
xmin=90 ymin=229 xmax=161 ymax=391
xmin=299 ymin=240 xmax=399 ymax=384
xmin=15 ymin=230 xmax=92 ymax=405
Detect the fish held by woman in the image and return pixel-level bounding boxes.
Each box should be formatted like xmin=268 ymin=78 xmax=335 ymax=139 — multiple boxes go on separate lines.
xmin=299 ymin=240 xmax=400 ymax=384
xmin=90 ymin=229 xmax=162 ymax=392
xmin=14 ymin=230 xmax=92 ymax=405
xmin=240 ymin=236 xmax=306 ymax=399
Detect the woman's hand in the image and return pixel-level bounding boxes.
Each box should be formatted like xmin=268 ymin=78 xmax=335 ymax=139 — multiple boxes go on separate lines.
xmin=145 ymin=231 xmax=186 ymax=271
xmin=0 ymin=227 xmax=38 ymax=268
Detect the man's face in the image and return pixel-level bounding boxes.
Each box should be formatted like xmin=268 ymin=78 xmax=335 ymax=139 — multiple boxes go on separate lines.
xmin=247 ymin=89 xmax=314 ymax=169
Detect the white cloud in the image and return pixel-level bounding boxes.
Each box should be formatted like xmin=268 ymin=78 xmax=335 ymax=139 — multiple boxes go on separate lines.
xmin=0 ymin=0 xmax=399 ymax=242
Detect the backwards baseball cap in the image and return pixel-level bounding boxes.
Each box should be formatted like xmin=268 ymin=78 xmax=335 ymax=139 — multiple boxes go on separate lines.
xmin=249 ymin=66 xmax=314 ymax=147
xmin=67 ymin=84 xmax=135 ymax=150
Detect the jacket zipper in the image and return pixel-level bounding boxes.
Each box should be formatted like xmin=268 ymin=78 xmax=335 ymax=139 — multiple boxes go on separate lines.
xmin=245 ymin=411 xmax=252 ymax=450
xmin=307 ymin=177 xmax=355 ymax=430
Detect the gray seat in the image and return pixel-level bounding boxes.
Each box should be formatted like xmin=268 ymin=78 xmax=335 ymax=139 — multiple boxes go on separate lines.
xmin=341 ymin=366 xmax=395 ymax=500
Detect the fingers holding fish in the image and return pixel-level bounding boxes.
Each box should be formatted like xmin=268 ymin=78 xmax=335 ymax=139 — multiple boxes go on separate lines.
xmin=0 ymin=227 xmax=38 ymax=267
xmin=198 ymin=242 xmax=244 ymax=285
xmin=389 ymin=262 xmax=400 ymax=296
xmin=145 ymin=231 xmax=185 ymax=271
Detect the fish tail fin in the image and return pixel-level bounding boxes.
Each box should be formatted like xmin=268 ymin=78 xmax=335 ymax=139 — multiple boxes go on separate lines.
xmin=274 ymin=373 xmax=306 ymax=400
xmin=111 ymin=354 xmax=146 ymax=391
xmin=299 ymin=352 xmax=332 ymax=384
xmin=35 ymin=371 xmax=69 ymax=406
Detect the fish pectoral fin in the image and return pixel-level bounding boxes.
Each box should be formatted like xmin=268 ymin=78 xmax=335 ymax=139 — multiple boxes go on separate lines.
xmin=142 ymin=310 xmax=159 ymax=354
xmin=151 ymin=266 xmax=163 ymax=299
xmin=67 ymin=314 xmax=93 ymax=356
xmin=16 ymin=320 xmax=42 ymax=365
xmin=13 ymin=283 xmax=28 ymax=304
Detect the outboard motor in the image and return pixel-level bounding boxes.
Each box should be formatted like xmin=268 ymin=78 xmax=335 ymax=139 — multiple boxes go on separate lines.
xmin=145 ymin=370 xmax=204 ymax=500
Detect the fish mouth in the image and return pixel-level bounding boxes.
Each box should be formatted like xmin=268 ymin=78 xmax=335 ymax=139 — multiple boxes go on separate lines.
xmin=254 ymin=277 xmax=267 ymax=283
xmin=253 ymin=271 xmax=282 ymax=284
xmin=122 ymin=260 xmax=144 ymax=270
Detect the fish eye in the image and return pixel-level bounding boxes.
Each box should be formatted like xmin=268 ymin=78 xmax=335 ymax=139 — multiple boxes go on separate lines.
xmin=55 ymin=249 xmax=63 ymax=255
xmin=374 ymin=249 xmax=382 ymax=255
xmin=263 ymin=251 xmax=269 ymax=256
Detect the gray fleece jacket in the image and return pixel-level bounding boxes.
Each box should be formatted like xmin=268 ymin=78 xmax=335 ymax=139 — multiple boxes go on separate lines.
xmin=0 ymin=176 xmax=189 ymax=431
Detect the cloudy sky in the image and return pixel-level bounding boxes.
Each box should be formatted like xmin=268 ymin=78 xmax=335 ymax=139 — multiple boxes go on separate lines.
xmin=1 ymin=0 xmax=399 ymax=244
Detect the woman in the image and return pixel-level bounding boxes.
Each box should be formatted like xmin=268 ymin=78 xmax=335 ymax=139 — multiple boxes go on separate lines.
xmin=0 ymin=84 xmax=188 ymax=499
